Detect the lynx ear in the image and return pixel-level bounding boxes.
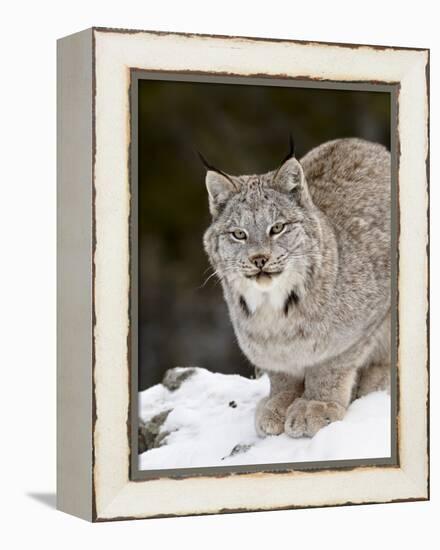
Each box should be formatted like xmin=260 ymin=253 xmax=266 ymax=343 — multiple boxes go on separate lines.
xmin=205 ymin=171 xmax=237 ymax=217
xmin=273 ymin=157 xmax=308 ymax=200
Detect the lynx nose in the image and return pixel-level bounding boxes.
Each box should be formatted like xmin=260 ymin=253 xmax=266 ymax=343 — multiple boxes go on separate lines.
xmin=250 ymin=254 xmax=269 ymax=270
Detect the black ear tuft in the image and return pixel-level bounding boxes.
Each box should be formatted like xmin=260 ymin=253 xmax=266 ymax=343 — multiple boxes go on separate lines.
xmin=197 ymin=151 xmax=217 ymax=172
xmin=279 ymin=134 xmax=296 ymax=165
xmin=289 ymin=133 xmax=295 ymax=158
xmin=197 ymin=150 xmax=235 ymax=182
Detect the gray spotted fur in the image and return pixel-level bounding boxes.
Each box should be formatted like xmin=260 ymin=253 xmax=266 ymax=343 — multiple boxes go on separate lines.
xmin=203 ymin=138 xmax=390 ymax=438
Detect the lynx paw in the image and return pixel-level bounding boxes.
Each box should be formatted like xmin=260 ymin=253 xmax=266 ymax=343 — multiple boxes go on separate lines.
xmin=255 ymin=392 xmax=296 ymax=436
xmin=284 ymin=398 xmax=346 ymax=438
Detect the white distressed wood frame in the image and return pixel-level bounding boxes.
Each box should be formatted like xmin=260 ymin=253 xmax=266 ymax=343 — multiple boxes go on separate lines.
xmin=57 ymin=27 xmax=429 ymax=522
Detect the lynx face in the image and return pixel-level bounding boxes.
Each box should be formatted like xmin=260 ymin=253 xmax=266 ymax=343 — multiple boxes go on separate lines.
xmin=203 ymin=158 xmax=319 ymax=303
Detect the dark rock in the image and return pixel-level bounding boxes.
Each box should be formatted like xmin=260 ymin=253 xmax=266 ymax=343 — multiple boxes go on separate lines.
xmin=162 ymin=367 xmax=196 ymax=391
xmin=153 ymin=430 xmax=171 ymax=448
xmin=138 ymin=409 xmax=172 ymax=453
xmin=138 ymin=424 xmax=148 ymax=454
xmin=221 ymin=443 xmax=252 ymax=460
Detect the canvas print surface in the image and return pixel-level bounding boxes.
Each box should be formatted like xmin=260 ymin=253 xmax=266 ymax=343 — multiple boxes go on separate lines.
xmin=135 ymin=78 xmax=393 ymax=472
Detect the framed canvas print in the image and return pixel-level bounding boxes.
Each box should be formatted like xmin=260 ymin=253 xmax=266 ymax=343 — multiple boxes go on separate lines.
xmin=57 ymin=27 xmax=429 ymax=522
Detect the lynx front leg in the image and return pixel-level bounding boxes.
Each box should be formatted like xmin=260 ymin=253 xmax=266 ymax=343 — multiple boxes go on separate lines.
xmin=255 ymin=372 xmax=304 ymax=437
xmin=284 ymin=365 xmax=357 ymax=438
xmin=356 ymin=363 xmax=390 ymax=398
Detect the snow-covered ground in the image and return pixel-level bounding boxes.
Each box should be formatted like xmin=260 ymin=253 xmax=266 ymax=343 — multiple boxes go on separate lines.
xmin=138 ymin=367 xmax=391 ymax=470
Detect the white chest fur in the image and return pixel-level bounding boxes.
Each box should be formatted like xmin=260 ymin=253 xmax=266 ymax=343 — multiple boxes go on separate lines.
xmin=241 ymin=279 xmax=285 ymax=312
xmin=236 ymin=270 xmax=302 ymax=314
xmin=226 ymin=272 xmax=327 ymax=374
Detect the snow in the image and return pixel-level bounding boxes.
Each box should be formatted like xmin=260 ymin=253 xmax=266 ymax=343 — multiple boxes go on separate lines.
xmin=138 ymin=367 xmax=391 ymax=470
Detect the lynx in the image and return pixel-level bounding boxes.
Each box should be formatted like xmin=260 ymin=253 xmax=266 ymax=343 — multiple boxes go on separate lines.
xmin=203 ymin=138 xmax=390 ymax=438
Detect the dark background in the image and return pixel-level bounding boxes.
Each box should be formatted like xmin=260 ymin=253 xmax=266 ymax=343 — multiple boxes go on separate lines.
xmin=137 ymin=78 xmax=390 ymax=391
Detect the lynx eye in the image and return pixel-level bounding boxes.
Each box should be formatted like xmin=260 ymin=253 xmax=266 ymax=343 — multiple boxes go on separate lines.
xmin=231 ymin=229 xmax=247 ymax=241
xmin=270 ymin=222 xmax=285 ymax=236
